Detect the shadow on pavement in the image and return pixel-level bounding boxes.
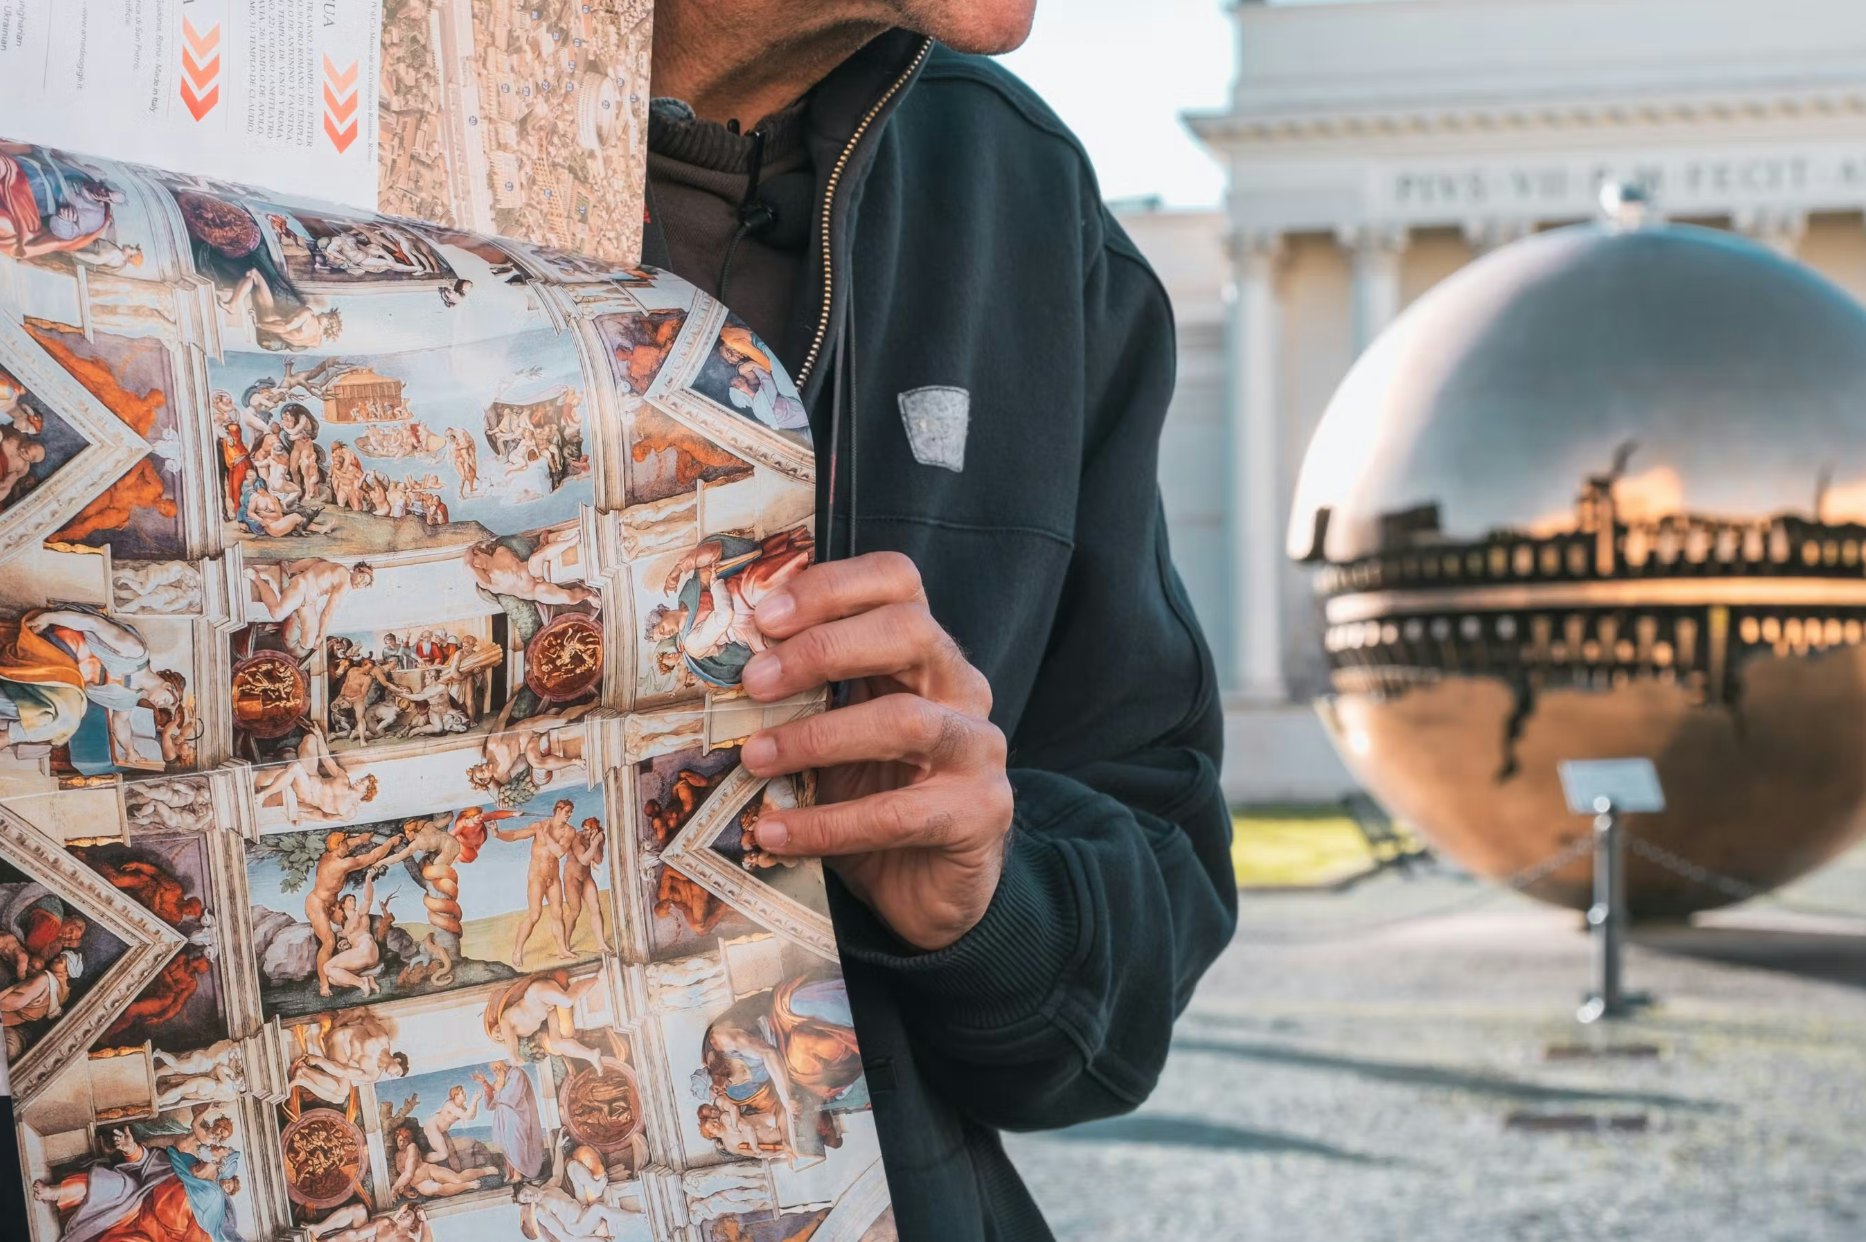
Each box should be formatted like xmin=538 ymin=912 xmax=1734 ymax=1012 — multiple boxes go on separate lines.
xmin=1172 ymin=1037 xmax=1724 ymax=1112
xmin=1039 ymin=1114 xmax=1401 ymax=1164
xmin=1631 ymin=924 xmax=1866 ymax=990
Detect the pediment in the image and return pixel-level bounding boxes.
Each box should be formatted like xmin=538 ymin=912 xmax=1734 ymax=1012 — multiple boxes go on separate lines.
xmin=661 ymin=764 xmax=836 ymax=960
xmin=0 ymin=799 xmax=184 ymax=1103
xmin=0 ymin=314 xmax=152 ymax=567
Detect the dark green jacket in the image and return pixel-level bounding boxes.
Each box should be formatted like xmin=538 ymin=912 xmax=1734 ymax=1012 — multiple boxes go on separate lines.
xmin=649 ymin=31 xmax=1239 ymax=1241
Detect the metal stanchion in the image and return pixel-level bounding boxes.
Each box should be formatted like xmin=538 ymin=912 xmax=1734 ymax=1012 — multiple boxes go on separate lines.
xmin=1559 ymin=760 xmax=1661 ymax=1025
xmin=1578 ymin=798 xmax=1627 ymax=1024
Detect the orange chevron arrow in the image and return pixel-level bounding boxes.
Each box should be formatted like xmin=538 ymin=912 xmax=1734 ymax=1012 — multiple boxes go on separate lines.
xmin=323 ymin=83 xmax=358 ymax=124
xmin=179 ymin=18 xmax=221 ymax=120
xmin=180 ymin=83 xmax=219 ymax=122
xmin=323 ymin=56 xmax=358 ymax=93
xmin=182 ymin=50 xmax=220 ymax=93
xmin=183 ymin=18 xmax=219 ymax=59
xmin=324 ymin=114 xmax=358 ymax=154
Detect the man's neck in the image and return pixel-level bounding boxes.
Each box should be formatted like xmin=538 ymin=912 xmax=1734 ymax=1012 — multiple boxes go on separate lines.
xmin=650 ymin=1 xmax=890 ymax=126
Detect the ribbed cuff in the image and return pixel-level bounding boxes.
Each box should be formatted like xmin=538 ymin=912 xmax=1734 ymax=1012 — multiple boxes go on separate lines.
xmin=834 ymin=829 xmax=1082 ymax=1031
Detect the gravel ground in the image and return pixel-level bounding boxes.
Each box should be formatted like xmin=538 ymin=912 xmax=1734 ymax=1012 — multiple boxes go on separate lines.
xmin=1004 ymin=846 xmax=1866 ymax=1241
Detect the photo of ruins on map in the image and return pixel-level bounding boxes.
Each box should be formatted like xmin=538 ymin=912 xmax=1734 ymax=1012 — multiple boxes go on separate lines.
xmin=377 ymin=0 xmax=653 ymax=262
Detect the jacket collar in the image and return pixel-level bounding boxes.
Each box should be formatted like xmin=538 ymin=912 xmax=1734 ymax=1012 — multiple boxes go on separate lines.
xmin=636 ymin=32 xmax=934 ymax=394
xmin=789 ymin=30 xmax=934 ymax=402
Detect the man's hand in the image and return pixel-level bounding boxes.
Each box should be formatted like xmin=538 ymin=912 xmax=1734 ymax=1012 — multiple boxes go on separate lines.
xmin=739 ymin=552 xmax=1013 ymax=951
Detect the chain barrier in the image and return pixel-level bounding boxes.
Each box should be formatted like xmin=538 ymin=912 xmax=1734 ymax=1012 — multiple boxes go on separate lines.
xmin=1238 ymin=832 xmax=1597 ymax=946
xmin=1623 ymin=831 xmax=1866 ymax=926
xmin=1240 ymin=828 xmax=1866 ymax=947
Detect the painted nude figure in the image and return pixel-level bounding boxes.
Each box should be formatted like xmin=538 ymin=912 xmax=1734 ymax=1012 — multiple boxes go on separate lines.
xmin=152 ymin=1038 xmax=247 ymax=1107
xmin=252 ymin=726 xmax=379 ymax=825
xmin=465 ymin=530 xmax=597 ymax=607
xmin=247 ymin=559 xmax=375 ymax=657
xmin=324 ymin=874 xmax=391 ymax=998
xmin=331 ymin=654 xmax=404 ymax=744
xmin=561 ymin=817 xmax=612 ymax=954
xmin=515 ymin=1181 xmax=648 ymax=1242
xmin=289 ymin=1010 xmax=409 ymax=1102
xmin=420 ymin=1084 xmax=479 ymax=1166
xmin=330 ymin=442 xmax=366 ymax=510
xmin=482 ymin=972 xmax=628 ymax=1075
xmin=493 ymin=799 xmax=577 ymax=968
xmin=222 ymin=266 xmax=344 ymax=351
xmin=445 ymin=427 xmax=480 ymax=497
xmin=298 ymin=823 xmax=400 ymax=995
xmin=466 ymin=701 xmax=595 ymax=797
xmin=245 ymin=479 xmax=334 ymax=537
xmin=391 ymin=1127 xmax=499 ymax=1199
xmin=307 ymin=1203 xmax=431 ymax=1242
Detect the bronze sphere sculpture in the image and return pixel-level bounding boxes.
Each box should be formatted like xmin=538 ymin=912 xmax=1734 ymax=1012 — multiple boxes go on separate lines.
xmin=1291 ymin=197 xmax=1866 ymax=916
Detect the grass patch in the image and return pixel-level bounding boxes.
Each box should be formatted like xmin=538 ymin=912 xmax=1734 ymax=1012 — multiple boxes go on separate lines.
xmin=1231 ymin=804 xmax=1380 ymax=889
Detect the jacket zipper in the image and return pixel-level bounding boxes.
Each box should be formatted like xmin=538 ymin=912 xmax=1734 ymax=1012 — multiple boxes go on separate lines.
xmin=795 ymin=36 xmax=934 ymax=386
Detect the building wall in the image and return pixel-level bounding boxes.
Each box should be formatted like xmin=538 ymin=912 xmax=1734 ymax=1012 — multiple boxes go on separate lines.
xmin=1122 ymin=0 xmax=1866 ymax=803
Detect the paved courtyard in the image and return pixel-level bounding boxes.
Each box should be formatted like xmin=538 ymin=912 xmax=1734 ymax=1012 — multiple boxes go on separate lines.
xmin=1006 ymin=844 xmax=1866 ymax=1241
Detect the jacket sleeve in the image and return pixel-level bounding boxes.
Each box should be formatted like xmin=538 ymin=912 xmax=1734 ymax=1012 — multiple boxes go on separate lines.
xmin=831 ymin=213 xmax=1238 ymax=1131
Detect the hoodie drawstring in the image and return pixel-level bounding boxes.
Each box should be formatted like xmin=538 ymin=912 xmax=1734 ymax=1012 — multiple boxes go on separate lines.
xmin=714 ymin=125 xmax=772 ymax=308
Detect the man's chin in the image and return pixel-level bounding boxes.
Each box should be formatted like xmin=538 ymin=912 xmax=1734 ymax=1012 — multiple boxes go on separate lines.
xmin=900 ymin=0 xmax=1038 ymax=56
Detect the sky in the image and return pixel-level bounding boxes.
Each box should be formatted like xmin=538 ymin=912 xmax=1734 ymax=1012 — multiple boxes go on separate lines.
xmin=995 ymin=0 xmax=1238 ymax=208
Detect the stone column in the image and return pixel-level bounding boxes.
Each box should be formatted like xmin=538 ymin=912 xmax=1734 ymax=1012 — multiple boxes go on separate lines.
xmin=1225 ymin=226 xmax=1287 ymax=701
xmin=1338 ymin=223 xmax=1409 ymax=353
xmin=1732 ymin=206 xmax=1807 ymax=259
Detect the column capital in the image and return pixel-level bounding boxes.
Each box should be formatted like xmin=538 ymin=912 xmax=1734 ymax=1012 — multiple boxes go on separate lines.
xmin=1731 ymin=205 xmax=1808 ymax=258
xmin=1224 ymin=225 xmax=1286 ymax=266
xmin=1333 ymin=221 xmax=1410 ymax=257
xmin=1461 ymin=216 xmax=1536 ymax=253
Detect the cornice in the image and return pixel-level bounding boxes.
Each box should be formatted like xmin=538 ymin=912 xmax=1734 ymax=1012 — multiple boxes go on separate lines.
xmin=1189 ymin=84 xmax=1866 ymax=149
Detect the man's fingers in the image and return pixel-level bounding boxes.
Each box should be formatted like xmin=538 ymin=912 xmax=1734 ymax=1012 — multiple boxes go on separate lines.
xmin=742 ymin=695 xmax=1003 ymax=777
xmin=755 ymin=780 xmax=1010 ymax=858
xmin=741 ymin=603 xmax=990 ymax=715
xmin=753 ymin=551 xmax=926 ymax=639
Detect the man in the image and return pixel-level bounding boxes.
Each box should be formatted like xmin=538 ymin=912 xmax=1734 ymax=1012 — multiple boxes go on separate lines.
xmin=0 ymin=948 xmax=78 ymax=1058
xmin=646 ymin=4 xmax=1235 ymax=1238
xmin=97 ymin=858 xmax=205 ymax=927
xmin=290 ymin=1011 xmax=408 ymax=1098
xmin=466 ymin=701 xmax=596 ymax=801
xmin=297 ymin=824 xmax=400 ymax=996
xmin=29 ymin=1127 xmax=207 ymax=1242
xmin=12 ymin=905 xmax=87 ymax=973
xmin=481 ymin=971 xmax=629 ymax=1075
xmin=251 ymin=726 xmax=380 ymax=825
xmin=464 ymin=530 xmax=597 ymax=607
xmin=101 ymin=950 xmax=211 ymax=1040
xmin=0 ymin=606 xmax=183 ymax=761
xmin=307 ymin=1202 xmax=430 ymax=1242
xmin=247 ymin=558 xmax=374 ymax=657
xmin=330 ymin=652 xmax=404 ymax=743
xmin=0 ymin=407 xmax=46 ymax=511
xmin=648 ymin=527 xmax=814 ymax=687
xmin=491 ymin=798 xmax=577 ymax=968
xmin=438 ymin=633 xmax=497 ymax=717
xmin=152 ymin=1039 xmax=247 ymax=1109
xmin=0 ymin=143 xmax=124 ymax=260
